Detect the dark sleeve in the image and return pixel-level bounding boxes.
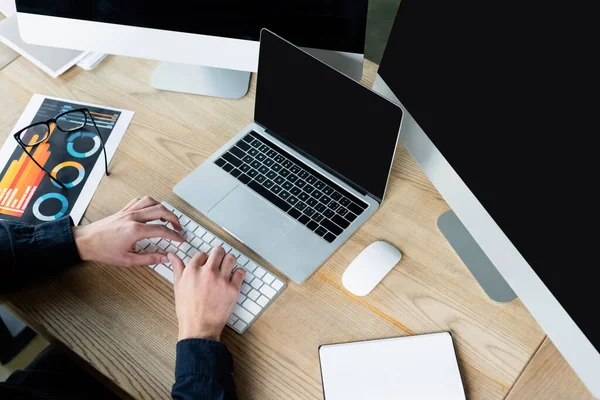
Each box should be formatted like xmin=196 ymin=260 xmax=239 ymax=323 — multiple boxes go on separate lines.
xmin=172 ymin=339 xmax=238 ymax=400
xmin=0 ymin=217 xmax=82 ymax=294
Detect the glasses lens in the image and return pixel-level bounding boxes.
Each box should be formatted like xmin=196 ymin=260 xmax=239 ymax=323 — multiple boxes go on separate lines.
xmin=19 ymin=123 xmax=49 ymax=146
xmin=56 ymin=110 xmax=86 ymax=132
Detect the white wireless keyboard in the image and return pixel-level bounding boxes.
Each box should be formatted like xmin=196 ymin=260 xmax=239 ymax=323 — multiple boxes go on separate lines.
xmin=135 ymin=201 xmax=286 ymax=334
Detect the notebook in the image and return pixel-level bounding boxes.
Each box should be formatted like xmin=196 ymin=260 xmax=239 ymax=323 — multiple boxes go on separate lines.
xmin=319 ymin=332 xmax=466 ymax=400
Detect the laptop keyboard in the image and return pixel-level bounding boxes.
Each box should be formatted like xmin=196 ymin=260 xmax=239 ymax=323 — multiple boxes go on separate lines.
xmin=214 ymin=131 xmax=368 ymax=243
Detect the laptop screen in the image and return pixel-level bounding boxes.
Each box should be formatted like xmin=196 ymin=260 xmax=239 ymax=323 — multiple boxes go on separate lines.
xmin=254 ymin=30 xmax=403 ymax=202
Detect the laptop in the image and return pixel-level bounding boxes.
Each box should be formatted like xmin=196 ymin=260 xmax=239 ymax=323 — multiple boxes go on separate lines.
xmin=174 ymin=30 xmax=403 ymax=283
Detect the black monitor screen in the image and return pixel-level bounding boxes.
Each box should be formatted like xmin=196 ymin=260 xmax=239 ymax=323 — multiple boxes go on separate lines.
xmin=15 ymin=0 xmax=368 ymax=53
xmin=378 ymin=0 xmax=597 ymax=351
xmin=255 ymin=30 xmax=402 ymax=201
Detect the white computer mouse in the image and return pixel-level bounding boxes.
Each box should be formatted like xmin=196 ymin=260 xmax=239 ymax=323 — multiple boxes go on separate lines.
xmin=342 ymin=241 xmax=402 ymax=296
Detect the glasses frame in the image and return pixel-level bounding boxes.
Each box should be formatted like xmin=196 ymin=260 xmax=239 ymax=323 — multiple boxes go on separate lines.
xmin=13 ymin=108 xmax=110 ymax=190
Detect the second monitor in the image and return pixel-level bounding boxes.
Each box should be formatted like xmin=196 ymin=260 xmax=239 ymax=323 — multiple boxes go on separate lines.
xmin=16 ymin=0 xmax=369 ymax=98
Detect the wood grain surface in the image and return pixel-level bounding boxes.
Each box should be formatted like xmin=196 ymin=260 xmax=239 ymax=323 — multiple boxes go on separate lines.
xmin=506 ymin=338 xmax=594 ymax=399
xmin=0 ymin=14 xmax=19 ymax=71
xmin=0 ymin=52 xmax=584 ymax=399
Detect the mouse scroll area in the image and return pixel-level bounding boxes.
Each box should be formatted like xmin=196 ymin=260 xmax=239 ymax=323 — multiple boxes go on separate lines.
xmin=342 ymin=241 xmax=402 ymax=296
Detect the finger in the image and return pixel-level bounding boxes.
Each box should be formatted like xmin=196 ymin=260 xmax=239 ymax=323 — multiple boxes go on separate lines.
xmin=127 ymin=195 xmax=160 ymax=212
xmin=126 ymin=252 xmax=168 ymax=267
xmin=169 ymin=253 xmax=185 ymax=285
xmin=136 ymin=223 xmax=185 ymax=243
xmin=189 ymin=251 xmax=209 ymax=268
xmin=121 ymin=198 xmax=140 ymax=212
xmin=220 ymin=253 xmax=237 ymax=278
xmin=230 ymin=268 xmax=245 ymax=289
xmin=205 ymin=246 xmax=226 ymax=273
xmin=131 ymin=204 xmax=183 ymax=231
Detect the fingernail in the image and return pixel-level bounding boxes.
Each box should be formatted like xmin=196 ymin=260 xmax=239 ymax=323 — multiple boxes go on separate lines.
xmin=162 ymin=256 xmax=169 ymax=264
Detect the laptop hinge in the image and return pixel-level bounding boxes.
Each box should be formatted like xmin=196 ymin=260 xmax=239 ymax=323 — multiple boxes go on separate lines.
xmin=254 ymin=126 xmax=381 ymax=203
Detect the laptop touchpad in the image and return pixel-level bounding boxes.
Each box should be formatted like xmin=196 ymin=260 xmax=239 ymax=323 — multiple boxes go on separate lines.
xmin=208 ymin=186 xmax=295 ymax=254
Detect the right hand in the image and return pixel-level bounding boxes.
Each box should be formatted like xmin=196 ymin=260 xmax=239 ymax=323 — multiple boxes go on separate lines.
xmin=169 ymin=247 xmax=245 ymax=341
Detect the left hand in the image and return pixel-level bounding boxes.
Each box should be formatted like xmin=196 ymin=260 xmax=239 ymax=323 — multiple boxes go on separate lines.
xmin=73 ymin=196 xmax=184 ymax=267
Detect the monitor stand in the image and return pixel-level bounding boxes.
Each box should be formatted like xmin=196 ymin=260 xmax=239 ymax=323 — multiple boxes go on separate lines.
xmin=438 ymin=211 xmax=517 ymax=303
xmin=150 ymin=62 xmax=251 ymax=99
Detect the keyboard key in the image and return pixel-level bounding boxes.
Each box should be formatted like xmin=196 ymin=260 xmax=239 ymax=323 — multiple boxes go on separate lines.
xmin=242 ymin=299 xmax=262 ymax=315
xmin=288 ymin=174 xmax=298 ymax=183
xmin=280 ymin=191 xmax=290 ymax=200
xmin=238 ymin=174 xmax=251 ymax=184
xmin=266 ymin=170 xmax=277 ymax=179
xmin=250 ymin=278 xmax=263 ymax=290
xmin=211 ymin=238 xmax=223 ymax=247
xmin=298 ymin=192 xmax=309 ymax=201
xmin=230 ymin=146 xmax=245 ymax=158
xmin=307 ymin=220 xmax=318 ymax=231
xmin=242 ymin=155 xmax=253 ymax=163
xmin=155 ymin=264 xmax=174 ymax=283
xmin=188 ymin=248 xmax=199 ymax=258
xmin=187 ymin=221 xmax=199 ymax=232
xmin=242 ymin=135 xmax=254 ymax=143
xmin=222 ymin=243 xmax=232 ymax=253
xmin=320 ymin=196 xmax=331 ymax=205
xmin=176 ymin=250 xmax=186 ymax=259
xmin=314 ymin=181 xmax=325 ymax=189
xmin=184 ymin=256 xmax=192 ymax=265
xmin=264 ymin=180 xmax=274 ymax=188
xmin=324 ymin=232 xmax=337 ymax=243
xmin=280 ymin=168 xmax=290 ymax=177
xmin=296 ymin=202 xmax=307 ymax=211
xmin=298 ymin=215 xmax=310 ymax=225
xmin=272 ymin=185 xmax=282 ymax=194
xmin=288 ymin=208 xmax=301 ymax=219
xmin=247 ymin=169 xmax=258 ymax=178
xmin=345 ymin=212 xmax=358 ymax=222
xmin=238 ymin=255 xmax=249 ymax=266
xmin=194 ymin=226 xmax=207 ymax=237
xmin=215 ymin=158 xmax=226 ymax=167
xmin=331 ymin=192 xmax=342 ymax=200
xmin=138 ymin=238 xmax=151 ymax=249
xmin=238 ymin=293 xmax=247 ymax=304
xmin=305 ymin=208 xmax=315 ymax=217
xmin=290 ymin=165 xmax=300 ymax=174
xmin=157 ymin=239 xmax=170 ymax=250
xmin=339 ymin=197 xmax=351 ymax=206
xmin=234 ymin=304 xmax=255 ymax=323
xmin=267 ymin=150 xmax=277 ymax=157
xmin=258 ymin=144 xmax=269 ymax=153
xmin=282 ymin=181 xmax=293 ymax=190
xmin=250 ymin=139 xmax=261 ymax=148
xmin=282 ymin=160 xmax=292 ymax=168
xmin=191 ymin=237 xmax=203 ymax=248
xmin=248 ymin=181 xmax=291 ymax=212
xmin=245 ymin=261 xmax=258 ymax=272
xmin=306 ymin=175 xmax=317 ymax=184
xmin=256 ymin=153 xmax=266 ymax=162
xmin=298 ymin=170 xmax=309 ymax=179
xmin=241 ymin=282 xmax=251 ymax=294
xmin=332 ymin=215 xmax=351 ymax=229
xmin=243 ymin=272 xmax=255 ymax=284
xmin=338 ymin=207 xmax=348 ymax=217
xmin=264 ymin=158 xmax=274 ymax=167
xmin=250 ymin=160 xmax=261 ymax=169
xmin=254 ymin=267 xmax=266 ymax=278
xmin=288 ymin=196 xmax=299 ymax=205
xmin=274 ymin=176 xmax=285 ymax=185
xmin=228 ymin=315 xmax=238 ymax=326
xmin=323 ymin=209 xmax=335 ymax=218
xmin=200 ymin=243 xmax=211 ymax=253
xmin=322 ymin=186 xmax=334 ymax=195
xmin=233 ymin=320 xmax=247 ymax=332
xmin=256 ymin=295 xmax=269 ymax=307
xmin=223 ymin=152 xmax=242 ymax=167
xmin=263 ymin=273 xmax=275 ymax=285
xmin=179 ymin=242 xmax=191 ymax=252
xmin=248 ymin=148 xmax=259 ymax=156
xmin=307 ymin=198 xmax=318 ymax=207
xmin=248 ymin=289 xmax=260 ymax=300
xmin=296 ymin=180 xmax=306 ymax=188
xmin=231 ymin=249 xmax=241 ymax=258
xmin=304 ymin=185 xmax=315 ymax=194
xmin=272 ymin=163 xmax=282 ymax=172
xmin=237 ymin=141 xmax=250 ymax=151
xmin=147 ymin=244 xmax=159 ymax=253
xmin=322 ymin=219 xmax=344 ymax=235
xmin=349 ymin=202 xmax=366 ymax=215
xmin=240 ymin=164 xmax=251 ymax=173
xmin=255 ymin=174 xmax=266 ymax=183
xmin=259 ymin=284 xmax=277 ymax=299
xmin=290 ymin=187 xmax=301 ymax=195
xmin=272 ymin=279 xmax=285 ymax=291
xmin=166 ymin=245 xmax=178 ymax=254
xmin=275 ymin=155 xmax=285 ymax=163
xmin=258 ymin=165 xmax=269 ymax=174
xmin=312 ymin=190 xmax=323 ymax=199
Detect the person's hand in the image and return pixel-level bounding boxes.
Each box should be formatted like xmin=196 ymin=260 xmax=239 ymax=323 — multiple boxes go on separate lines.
xmin=170 ymin=247 xmax=245 ymax=341
xmin=73 ymin=196 xmax=184 ymax=267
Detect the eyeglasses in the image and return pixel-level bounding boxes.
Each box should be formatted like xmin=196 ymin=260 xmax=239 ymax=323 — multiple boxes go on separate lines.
xmin=13 ymin=108 xmax=109 ymax=190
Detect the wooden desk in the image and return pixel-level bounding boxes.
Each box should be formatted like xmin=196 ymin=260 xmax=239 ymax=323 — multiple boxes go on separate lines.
xmin=0 ymin=44 xmax=593 ymax=399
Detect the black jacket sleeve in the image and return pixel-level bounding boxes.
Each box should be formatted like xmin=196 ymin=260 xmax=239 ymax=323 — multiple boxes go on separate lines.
xmin=0 ymin=217 xmax=82 ymax=295
xmin=172 ymin=339 xmax=238 ymax=400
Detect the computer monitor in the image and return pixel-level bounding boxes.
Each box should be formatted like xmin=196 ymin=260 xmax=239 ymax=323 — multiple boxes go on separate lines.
xmin=16 ymin=1 xmax=367 ymax=98
xmin=372 ymin=0 xmax=599 ymax=396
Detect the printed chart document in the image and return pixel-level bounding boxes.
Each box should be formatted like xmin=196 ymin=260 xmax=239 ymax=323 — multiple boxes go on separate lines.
xmin=0 ymin=94 xmax=134 ymax=225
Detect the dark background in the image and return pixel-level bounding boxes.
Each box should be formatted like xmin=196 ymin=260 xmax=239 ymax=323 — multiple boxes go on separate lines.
xmin=378 ymin=0 xmax=597 ymax=350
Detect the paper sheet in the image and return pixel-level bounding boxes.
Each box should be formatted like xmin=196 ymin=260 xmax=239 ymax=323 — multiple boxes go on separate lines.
xmin=0 ymin=94 xmax=134 ymax=225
